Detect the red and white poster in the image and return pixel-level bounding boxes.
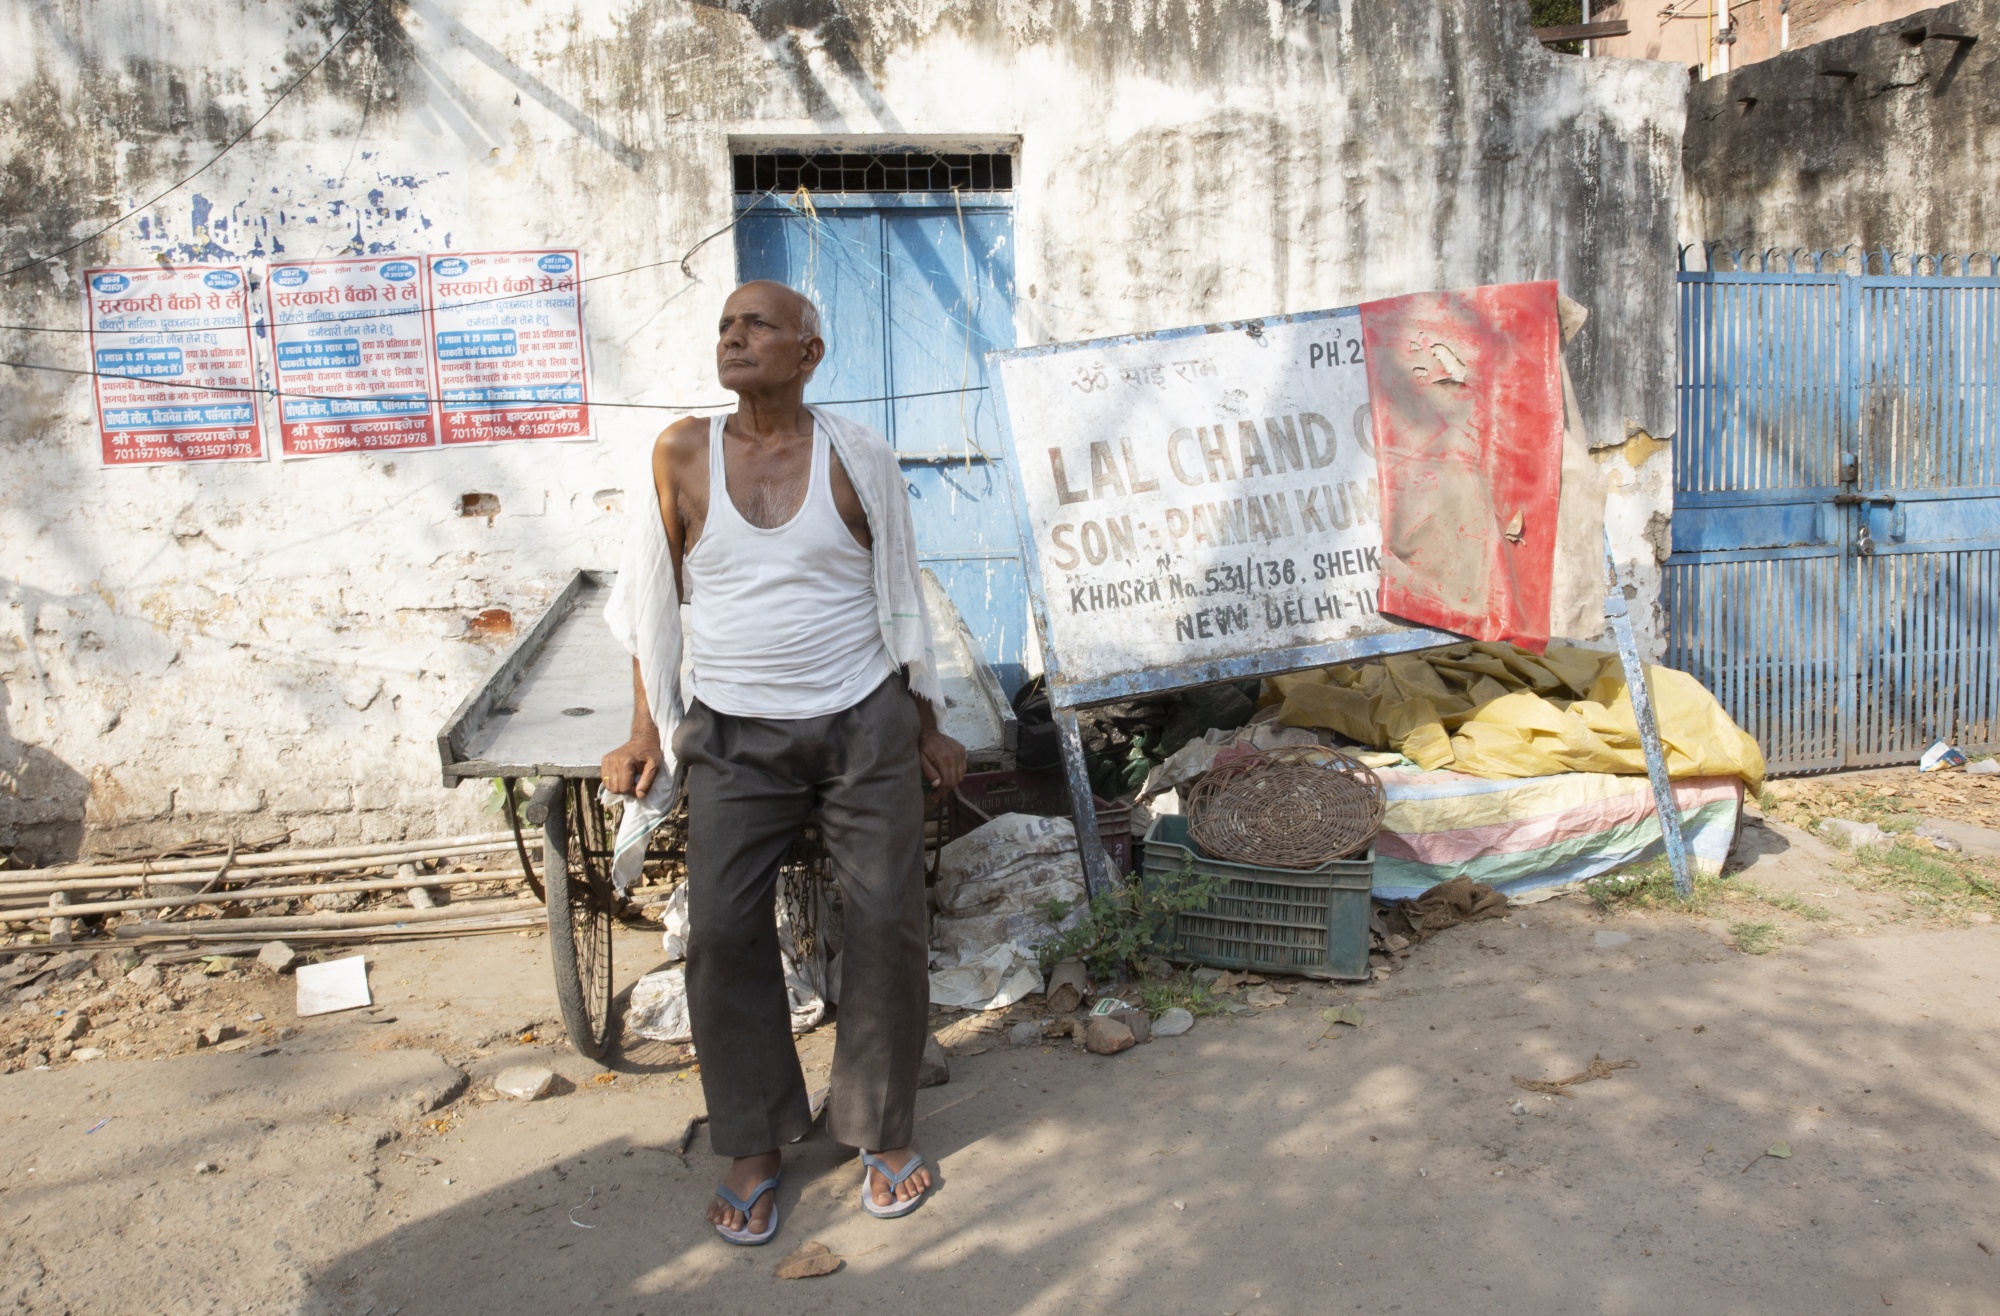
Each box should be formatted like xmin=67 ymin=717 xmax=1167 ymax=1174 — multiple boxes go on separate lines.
xmin=264 ymin=256 xmax=439 ymax=457
xmin=84 ymin=264 xmax=264 ymax=467
xmin=423 ymin=249 xmax=593 ymax=445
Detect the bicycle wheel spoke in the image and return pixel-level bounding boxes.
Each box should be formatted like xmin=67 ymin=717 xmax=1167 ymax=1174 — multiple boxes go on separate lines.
xmin=564 ymin=781 xmax=613 ymax=1049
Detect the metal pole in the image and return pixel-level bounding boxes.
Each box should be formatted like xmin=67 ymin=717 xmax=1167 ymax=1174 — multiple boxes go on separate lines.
xmin=1604 ymin=547 xmax=1695 ymax=898
xmin=1051 ymin=702 xmax=1113 ymax=900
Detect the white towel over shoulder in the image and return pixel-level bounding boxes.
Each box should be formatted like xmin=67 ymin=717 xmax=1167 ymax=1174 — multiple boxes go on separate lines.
xmin=600 ymin=407 xmax=943 ymax=887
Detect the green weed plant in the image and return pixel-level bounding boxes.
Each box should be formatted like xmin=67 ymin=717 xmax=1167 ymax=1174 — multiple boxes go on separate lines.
xmin=1584 ymin=858 xmax=1725 ymax=914
xmin=1034 ymin=858 xmax=1227 ymax=981
xmin=1136 ymin=972 xmax=1227 ymax=1019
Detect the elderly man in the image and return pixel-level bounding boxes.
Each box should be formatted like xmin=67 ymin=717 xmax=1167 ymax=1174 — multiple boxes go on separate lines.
xmin=602 ymin=281 xmax=966 ymax=1245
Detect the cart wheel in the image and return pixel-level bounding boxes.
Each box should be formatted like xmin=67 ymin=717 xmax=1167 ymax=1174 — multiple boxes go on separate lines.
xmin=543 ymin=782 xmax=615 ymax=1060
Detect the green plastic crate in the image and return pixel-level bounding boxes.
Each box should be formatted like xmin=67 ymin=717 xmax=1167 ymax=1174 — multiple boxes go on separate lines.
xmin=1141 ymin=814 xmax=1373 ymax=981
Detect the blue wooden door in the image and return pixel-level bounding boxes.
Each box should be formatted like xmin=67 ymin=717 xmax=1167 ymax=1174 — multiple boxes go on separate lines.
xmin=736 ymin=194 xmax=1028 ymax=690
xmin=1666 ymin=258 xmax=2000 ymax=773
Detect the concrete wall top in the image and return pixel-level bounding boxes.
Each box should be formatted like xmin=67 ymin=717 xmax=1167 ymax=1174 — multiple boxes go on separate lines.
xmin=1683 ymin=0 xmax=1998 ymax=255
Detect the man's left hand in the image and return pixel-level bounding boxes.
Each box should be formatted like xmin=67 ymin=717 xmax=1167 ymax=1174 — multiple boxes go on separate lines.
xmin=918 ymin=728 xmax=968 ymax=799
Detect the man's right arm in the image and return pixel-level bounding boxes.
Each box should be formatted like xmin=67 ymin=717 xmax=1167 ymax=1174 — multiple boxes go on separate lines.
xmin=599 ymin=421 xmax=701 ymax=795
xmin=601 ymin=656 xmax=663 ymax=795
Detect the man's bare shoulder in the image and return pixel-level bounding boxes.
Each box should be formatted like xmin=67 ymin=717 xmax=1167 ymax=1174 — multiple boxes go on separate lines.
xmin=654 ymin=416 xmax=708 ymax=468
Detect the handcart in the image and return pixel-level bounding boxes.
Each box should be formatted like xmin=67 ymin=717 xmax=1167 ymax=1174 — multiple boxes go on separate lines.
xmin=436 ymin=570 xmax=639 ymax=1058
xmin=436 ymin=568 xmax=1015 ymax=1060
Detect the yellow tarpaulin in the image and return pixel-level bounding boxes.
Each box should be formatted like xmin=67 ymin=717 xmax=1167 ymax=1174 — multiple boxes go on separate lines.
xmin=1269 ymin=642 xmax=1766 ymax=792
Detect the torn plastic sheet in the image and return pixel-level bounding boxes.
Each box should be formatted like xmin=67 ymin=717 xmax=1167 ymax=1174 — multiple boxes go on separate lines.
xmin=1359 ymin=281 xmax=1570 ymax=651
xmin=929 ymin=943 xmax=1044 ymax=1013
xmin=627 ymin=883 xmax=827 ymax=1042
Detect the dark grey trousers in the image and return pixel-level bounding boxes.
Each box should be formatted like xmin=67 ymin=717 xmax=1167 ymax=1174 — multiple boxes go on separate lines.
xmin=673 ymin=676 xmax=929 ymax=1158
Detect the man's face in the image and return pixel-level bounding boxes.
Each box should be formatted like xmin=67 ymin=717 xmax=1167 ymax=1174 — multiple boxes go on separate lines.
xmin=716 ymin=283 xmax=823 ymax=393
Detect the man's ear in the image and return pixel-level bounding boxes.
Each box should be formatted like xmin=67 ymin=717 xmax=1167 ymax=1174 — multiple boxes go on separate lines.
xmin=801 ymin=335 xmax=826 ymax=372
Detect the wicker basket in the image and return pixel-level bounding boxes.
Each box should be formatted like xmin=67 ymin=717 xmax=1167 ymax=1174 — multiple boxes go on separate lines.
xmin=1184 ymin=745 xmax=1384 ymax=868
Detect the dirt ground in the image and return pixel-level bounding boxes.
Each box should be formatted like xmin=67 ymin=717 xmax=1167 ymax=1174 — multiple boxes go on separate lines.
xmin=3 ymin=773 xmax=1999 ymax=1314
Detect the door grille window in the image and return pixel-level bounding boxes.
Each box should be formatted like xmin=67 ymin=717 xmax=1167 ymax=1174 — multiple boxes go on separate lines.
xmin=732 ymin=151 xmax=1013 ymax=195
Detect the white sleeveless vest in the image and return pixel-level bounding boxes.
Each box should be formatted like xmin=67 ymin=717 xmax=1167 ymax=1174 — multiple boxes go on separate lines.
xmin=684 ymin=413 xmax=895 ymax=719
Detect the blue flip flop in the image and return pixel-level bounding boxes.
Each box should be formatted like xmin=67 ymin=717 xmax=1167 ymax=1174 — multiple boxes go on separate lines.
xmin=713 ymin=1174 xmax=781 ymax=1245
xmin=858 ymin=1151 xmax=929 ymax=1219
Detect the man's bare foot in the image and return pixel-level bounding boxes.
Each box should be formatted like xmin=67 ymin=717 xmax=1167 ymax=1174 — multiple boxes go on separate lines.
xmin=864 ymin=1146 xmax=932 ymax=1210
xmin=707 ymin=1149 xmax=782 ymax=1234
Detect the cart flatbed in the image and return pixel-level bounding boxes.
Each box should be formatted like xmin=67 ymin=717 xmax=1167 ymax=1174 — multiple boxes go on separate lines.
xmin=433 ymin=566 xmax=1016 ymax=1061
xmin=437 ymin=570 xmax=630 ymax=783
xmin=438 ymin=568 xmax=1015 ymax=784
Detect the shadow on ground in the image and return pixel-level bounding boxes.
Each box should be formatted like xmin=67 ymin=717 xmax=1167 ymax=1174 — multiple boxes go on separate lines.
xmin=297 ymin=902 xmax=2000 ymax=1316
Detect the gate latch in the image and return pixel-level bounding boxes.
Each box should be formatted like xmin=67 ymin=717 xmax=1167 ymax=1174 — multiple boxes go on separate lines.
xmin=1832 ymin=493 xmax=1897 ymax=506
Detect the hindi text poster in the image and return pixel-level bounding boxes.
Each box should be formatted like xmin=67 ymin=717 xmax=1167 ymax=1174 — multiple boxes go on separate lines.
xmin=264 ymin=256 xmax=439 ymax=457
xmin=85 ymin=265 xmax=264 ymax=467
xmin=424 ymin=250 xmax=593 ymax=446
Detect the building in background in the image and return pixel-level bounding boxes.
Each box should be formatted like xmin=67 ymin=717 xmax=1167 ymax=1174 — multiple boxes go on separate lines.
xmin=0 ymin=0 xmax=1686 ymax=862
xmin=1590 ymin=0 xmax=1941 ymax=76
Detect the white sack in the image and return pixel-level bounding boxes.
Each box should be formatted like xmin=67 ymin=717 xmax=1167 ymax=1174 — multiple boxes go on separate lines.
xmin=935 ymin=812 xmax=1089 ymax=918
xmin=644 ymin=881 xmax=826 ymax=1034
xmin=659 ymin=882 xmax=690 ymax=961
xmin=927 ymin=812 xmax=1103 ymax=1012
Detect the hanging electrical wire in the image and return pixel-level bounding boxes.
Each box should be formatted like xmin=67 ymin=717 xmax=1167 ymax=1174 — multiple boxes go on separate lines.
xmin=0 ymin=354 xmax=984 ymax=414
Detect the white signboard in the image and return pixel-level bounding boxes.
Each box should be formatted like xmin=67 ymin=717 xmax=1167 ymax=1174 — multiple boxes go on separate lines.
xmin=994 ymin=309 xmax=1423 ymax=694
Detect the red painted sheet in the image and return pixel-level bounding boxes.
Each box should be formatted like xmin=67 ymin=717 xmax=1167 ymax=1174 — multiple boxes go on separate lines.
xmin=1359 ymin=282 xmax=1566 ymax=652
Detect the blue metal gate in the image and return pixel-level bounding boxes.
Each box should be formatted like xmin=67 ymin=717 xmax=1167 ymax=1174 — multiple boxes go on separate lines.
xmin=734 ymin=187 xmax=1028 ymax=690
xmin=1666 ymin=249 xmax=2000 ymax=774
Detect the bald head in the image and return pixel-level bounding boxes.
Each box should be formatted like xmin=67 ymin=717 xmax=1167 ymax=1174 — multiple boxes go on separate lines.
xmin=715 ymin=281 xmax=827 ymax=397
xmin=729 ymin=280 xmax=822 ymax=345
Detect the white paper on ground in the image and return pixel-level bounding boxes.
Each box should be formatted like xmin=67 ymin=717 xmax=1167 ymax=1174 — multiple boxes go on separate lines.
xmin=929 ymin=942 xmax=1043 ymax=1012
xmin=627 ymin=965 xmax=693 ymax=1043
xmin=295 ymin=955 xmax=372 ymax=1016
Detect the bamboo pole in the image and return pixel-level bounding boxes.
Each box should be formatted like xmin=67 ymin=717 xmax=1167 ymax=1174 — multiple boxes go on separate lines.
xmin=8 ymin=831 xmax=525 ymax=881
xmin=0 ymin=852 xmax=540 ymax=900
xmin=0 ymin=871 xmax=534 ymax=922
xmin=124 ymin=911 xmax=549 ymax=947
xmin=114 ymin=896 xmax=543 ymax=939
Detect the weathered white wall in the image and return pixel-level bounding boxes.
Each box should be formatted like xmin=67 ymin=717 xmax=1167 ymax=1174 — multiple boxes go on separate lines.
xmin=0 ymin=0 xmax=1686 ymax=861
